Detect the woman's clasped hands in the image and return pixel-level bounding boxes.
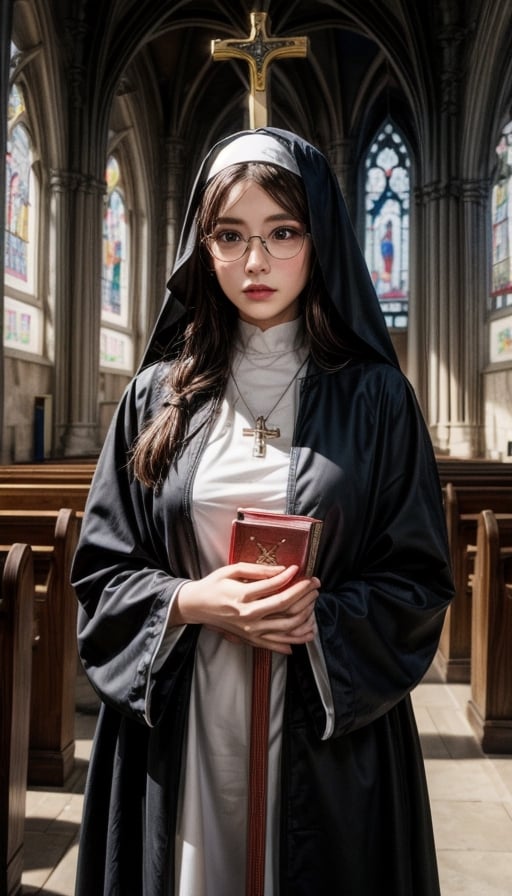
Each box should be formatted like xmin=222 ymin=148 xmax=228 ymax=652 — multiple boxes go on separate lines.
xmin=173 ymin=563 xmax=320 ymax=654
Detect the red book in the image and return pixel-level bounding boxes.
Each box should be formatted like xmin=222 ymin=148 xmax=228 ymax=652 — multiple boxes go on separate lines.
xmin=229 ymin=508 xmax=324 ymax=896
xmin=228 ymin=507 xmax=323 ymax=576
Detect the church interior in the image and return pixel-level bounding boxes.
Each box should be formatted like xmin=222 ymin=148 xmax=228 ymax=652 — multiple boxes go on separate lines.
xmin=1 ymin=0 xmax=512 ymax=463
xmin=1 ymin=1 xmax=512 ymax=894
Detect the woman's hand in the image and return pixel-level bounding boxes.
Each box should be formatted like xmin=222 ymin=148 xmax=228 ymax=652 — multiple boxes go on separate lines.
xmin=171 ymin=563 xmax=320 ymax=654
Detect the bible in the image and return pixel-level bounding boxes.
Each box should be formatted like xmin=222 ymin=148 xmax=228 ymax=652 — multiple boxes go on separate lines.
xmin=228 ymin=507 xmax=323 ymax=575
xmin=228 ymin=508 xmax=323 ymax=896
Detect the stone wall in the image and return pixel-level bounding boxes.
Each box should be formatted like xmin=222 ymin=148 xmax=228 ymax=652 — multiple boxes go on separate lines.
xmin=3 ymin=355 xmax=53 ymax=462
xmin=483 ymin=367 xmax=512 ymax=462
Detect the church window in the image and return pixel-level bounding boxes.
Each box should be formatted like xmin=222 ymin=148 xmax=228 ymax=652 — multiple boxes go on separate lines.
xmin=490 ymin=122 xmax=512 ymax=310
xmin=100 ymin=155 xmax=133 ymax=370
xmin=363 ymin=121 xmax=410 ymax=329
xmin=4 ymin=73 xmax=41 ymax=354
xmin=489 ymin=120 xmax=512 ymax=364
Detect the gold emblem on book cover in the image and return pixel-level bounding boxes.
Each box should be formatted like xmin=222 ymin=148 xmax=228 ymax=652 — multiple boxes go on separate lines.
xmin=250 ymin=535 xmax=287 ymax=564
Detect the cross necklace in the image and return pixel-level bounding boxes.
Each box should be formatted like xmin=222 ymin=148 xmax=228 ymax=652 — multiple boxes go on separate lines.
xmin=230 ymin=356 xmax=309 ymax=457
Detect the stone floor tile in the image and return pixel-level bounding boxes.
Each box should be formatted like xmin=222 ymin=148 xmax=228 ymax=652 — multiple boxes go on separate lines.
xmin=24 ymin=791 xmax=75 ymax=829
xmin=411 ymin=682 xmax=456 ymax=708
xmin=427 ymin=706 xmax=484 ymax=759
xmin=42 ymin=837 xmax=80 ymax=895
xmin=492 ymin=756 xmax=512 ymax=794
xmin=22 ymin=829 xmax=77 ymax=890
xmin=437 ymin=849 xmax=512 ymax=895
xmin=431 ymin=800 xmax=512 ymax=852
xmin=425 ymin=758 xmax=506 ymax=801
xmin=447 ymin=683 xmax=472 ymax=714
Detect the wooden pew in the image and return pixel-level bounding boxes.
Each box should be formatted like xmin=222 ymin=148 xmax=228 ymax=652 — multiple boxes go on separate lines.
xmin=467 ymin=511 xmax=512 ymax=752
xmin=0 ymin=462 xmax=95 ymax=484
xmin=0 ymin=482 xmax=89 ymax=514
xmin=437 ymin=483 xmax=512 ymax=682
xmin=436 ymin=458 xmax=512 ymax=487
xmin=0 ymin=543 xmax=34 ymax=896
xmin=0 ymin=509 xmax=80 ymax=786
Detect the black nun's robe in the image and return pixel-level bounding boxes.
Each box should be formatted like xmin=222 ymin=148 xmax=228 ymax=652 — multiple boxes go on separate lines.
xmin=72 ymin=128 xmax=454 ymax=895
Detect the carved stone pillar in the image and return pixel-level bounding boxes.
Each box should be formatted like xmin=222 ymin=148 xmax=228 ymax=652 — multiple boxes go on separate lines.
xmin=164 ymin=136 xmax=185 ymax=279
xmin=50 ymin=170 xmax=105 ymax=456
xmin=413 ymin=178 xmax=485 ymax=457
xmin=410 ymin=7 xmax=484 ymax=456
xmin=0 ymin=1 xmax=14 ymax=462
xmin=422 ymin=181 xmax=464 ymax=451
xmin=328 ymin=138 xmax=355 ymax=215
xmin=460 ymin=179 xmax=490 ymax=449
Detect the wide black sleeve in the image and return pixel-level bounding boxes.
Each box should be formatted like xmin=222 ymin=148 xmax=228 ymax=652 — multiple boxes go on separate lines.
xmin=291 ymin=365 xmax=454 ymax=739
xmin=71 ymin=367 xmax=198 ymax=726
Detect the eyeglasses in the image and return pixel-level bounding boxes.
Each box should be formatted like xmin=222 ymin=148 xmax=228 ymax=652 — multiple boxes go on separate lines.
xmin=203 ymin=227 xmax=310 ymax=262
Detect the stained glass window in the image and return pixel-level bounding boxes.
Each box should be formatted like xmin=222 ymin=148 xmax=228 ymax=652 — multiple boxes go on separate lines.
xmin=100 ymin=155 xmax=132 ymax=370
xmin=490 ymin=121 xmax=512 ymax=313
xmin=364 ymin=121 xmax=410 ymax=329
xmin=4 ymin=71 xmax=41 ymax=354
xmin=101 ymin=156 xmax=129 ymax=324
xmin=489 ymin=120 xmax=512 ymax=364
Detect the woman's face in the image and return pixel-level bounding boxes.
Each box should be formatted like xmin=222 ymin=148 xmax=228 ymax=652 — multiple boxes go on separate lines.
xmin=208 ymin=181 xmax=312 ymax=331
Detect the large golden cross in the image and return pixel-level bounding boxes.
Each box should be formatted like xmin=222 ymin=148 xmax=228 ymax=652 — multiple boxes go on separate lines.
xmin=212 ymin=12 xmax=309 ymax=128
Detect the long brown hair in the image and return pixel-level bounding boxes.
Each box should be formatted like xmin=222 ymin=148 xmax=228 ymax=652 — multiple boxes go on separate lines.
xmin=131 ymin=162 xmax=357 ymax=488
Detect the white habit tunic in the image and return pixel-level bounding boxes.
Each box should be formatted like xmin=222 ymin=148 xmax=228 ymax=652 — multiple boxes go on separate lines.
xmin=171 ymin=319 xmax=331 ymax=895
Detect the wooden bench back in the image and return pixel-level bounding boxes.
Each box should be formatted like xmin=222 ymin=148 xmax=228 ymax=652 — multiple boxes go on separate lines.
xmin=0 ymin=543 xmax=34 ymax=896
xmin=0 ymin=462 xmax=95 ymax=483
xmin=0 ymin=482 xmax=89 ymax=513
xmin=467 ymin=511 xmax=512 ymax=752
xmin=437 ymin=459 xmax=512 ymax=487
xmin=444 ymin=483 xmax=512 ymax=535
xmin=438 ymin=484 xmax=512 ymax=681
xmin=0 ymin=508 xmax=80 ymax=786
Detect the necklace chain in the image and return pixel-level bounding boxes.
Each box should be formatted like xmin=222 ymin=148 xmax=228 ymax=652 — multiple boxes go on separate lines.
xmin=230 ymin=356 xmax=309 ymax=457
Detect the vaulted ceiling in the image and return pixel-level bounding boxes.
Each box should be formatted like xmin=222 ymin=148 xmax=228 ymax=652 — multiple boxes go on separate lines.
xmin=49 ymin=0 xmax=436 ymax=180
xmin=14 ymin=0 xmax=512 ymax=200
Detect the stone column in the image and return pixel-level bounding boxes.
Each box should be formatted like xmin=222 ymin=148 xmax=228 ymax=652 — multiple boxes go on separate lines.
xmin=43 ymin=8 xmax=107 ymax=457
xmin=164 ymin=136 xmax=185 ymax=279
xmin=414 ymin=176 xmax=486 ymax=456
xmin=328 ymin=138 xmax=355 ymax=215
xmin=426 ymin=180 xmax=464 ymax=452
xmin=50 ymin=169 xmax=105 ymax=456
xmin=460 ymin=178 xmax=490 ymax=448
xmin=410 ymin=7 xmax=484 ymax=456
xmin=0 ymin=1 xmax=14 ymax=462
xmin=407 ymin=185 xmax=425 ymax=402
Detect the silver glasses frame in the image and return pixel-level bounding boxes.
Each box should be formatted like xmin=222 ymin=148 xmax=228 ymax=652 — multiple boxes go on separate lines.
xmin=203 ymin=231 xmax=311 ymax=262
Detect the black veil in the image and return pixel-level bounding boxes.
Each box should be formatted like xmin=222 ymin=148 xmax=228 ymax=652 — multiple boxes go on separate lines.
xmin=140 ymin=128 xmax=399 ymax=370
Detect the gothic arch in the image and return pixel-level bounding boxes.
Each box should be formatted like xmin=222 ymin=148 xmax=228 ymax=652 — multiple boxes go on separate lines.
xmin=10 ymin=0 xmax=69 ymax=379
xmin=461 ymin=0 xmax=512 ymax=179
xmin=106 ymin=54 xmax=164 ymax=353
xmin=11 ymin=0 xmax=66 ymax=168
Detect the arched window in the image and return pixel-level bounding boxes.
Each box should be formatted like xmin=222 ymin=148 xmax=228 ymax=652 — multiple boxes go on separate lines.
xmin=364 ymin=120 xmax=410 ymax=329
xmin=100 ymin=155 xmax=133 ymax=371
xmin=489 ymin=120 xmax=512 ymax=365
xmin=4 ymin=75 xmax=41 ymax=353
